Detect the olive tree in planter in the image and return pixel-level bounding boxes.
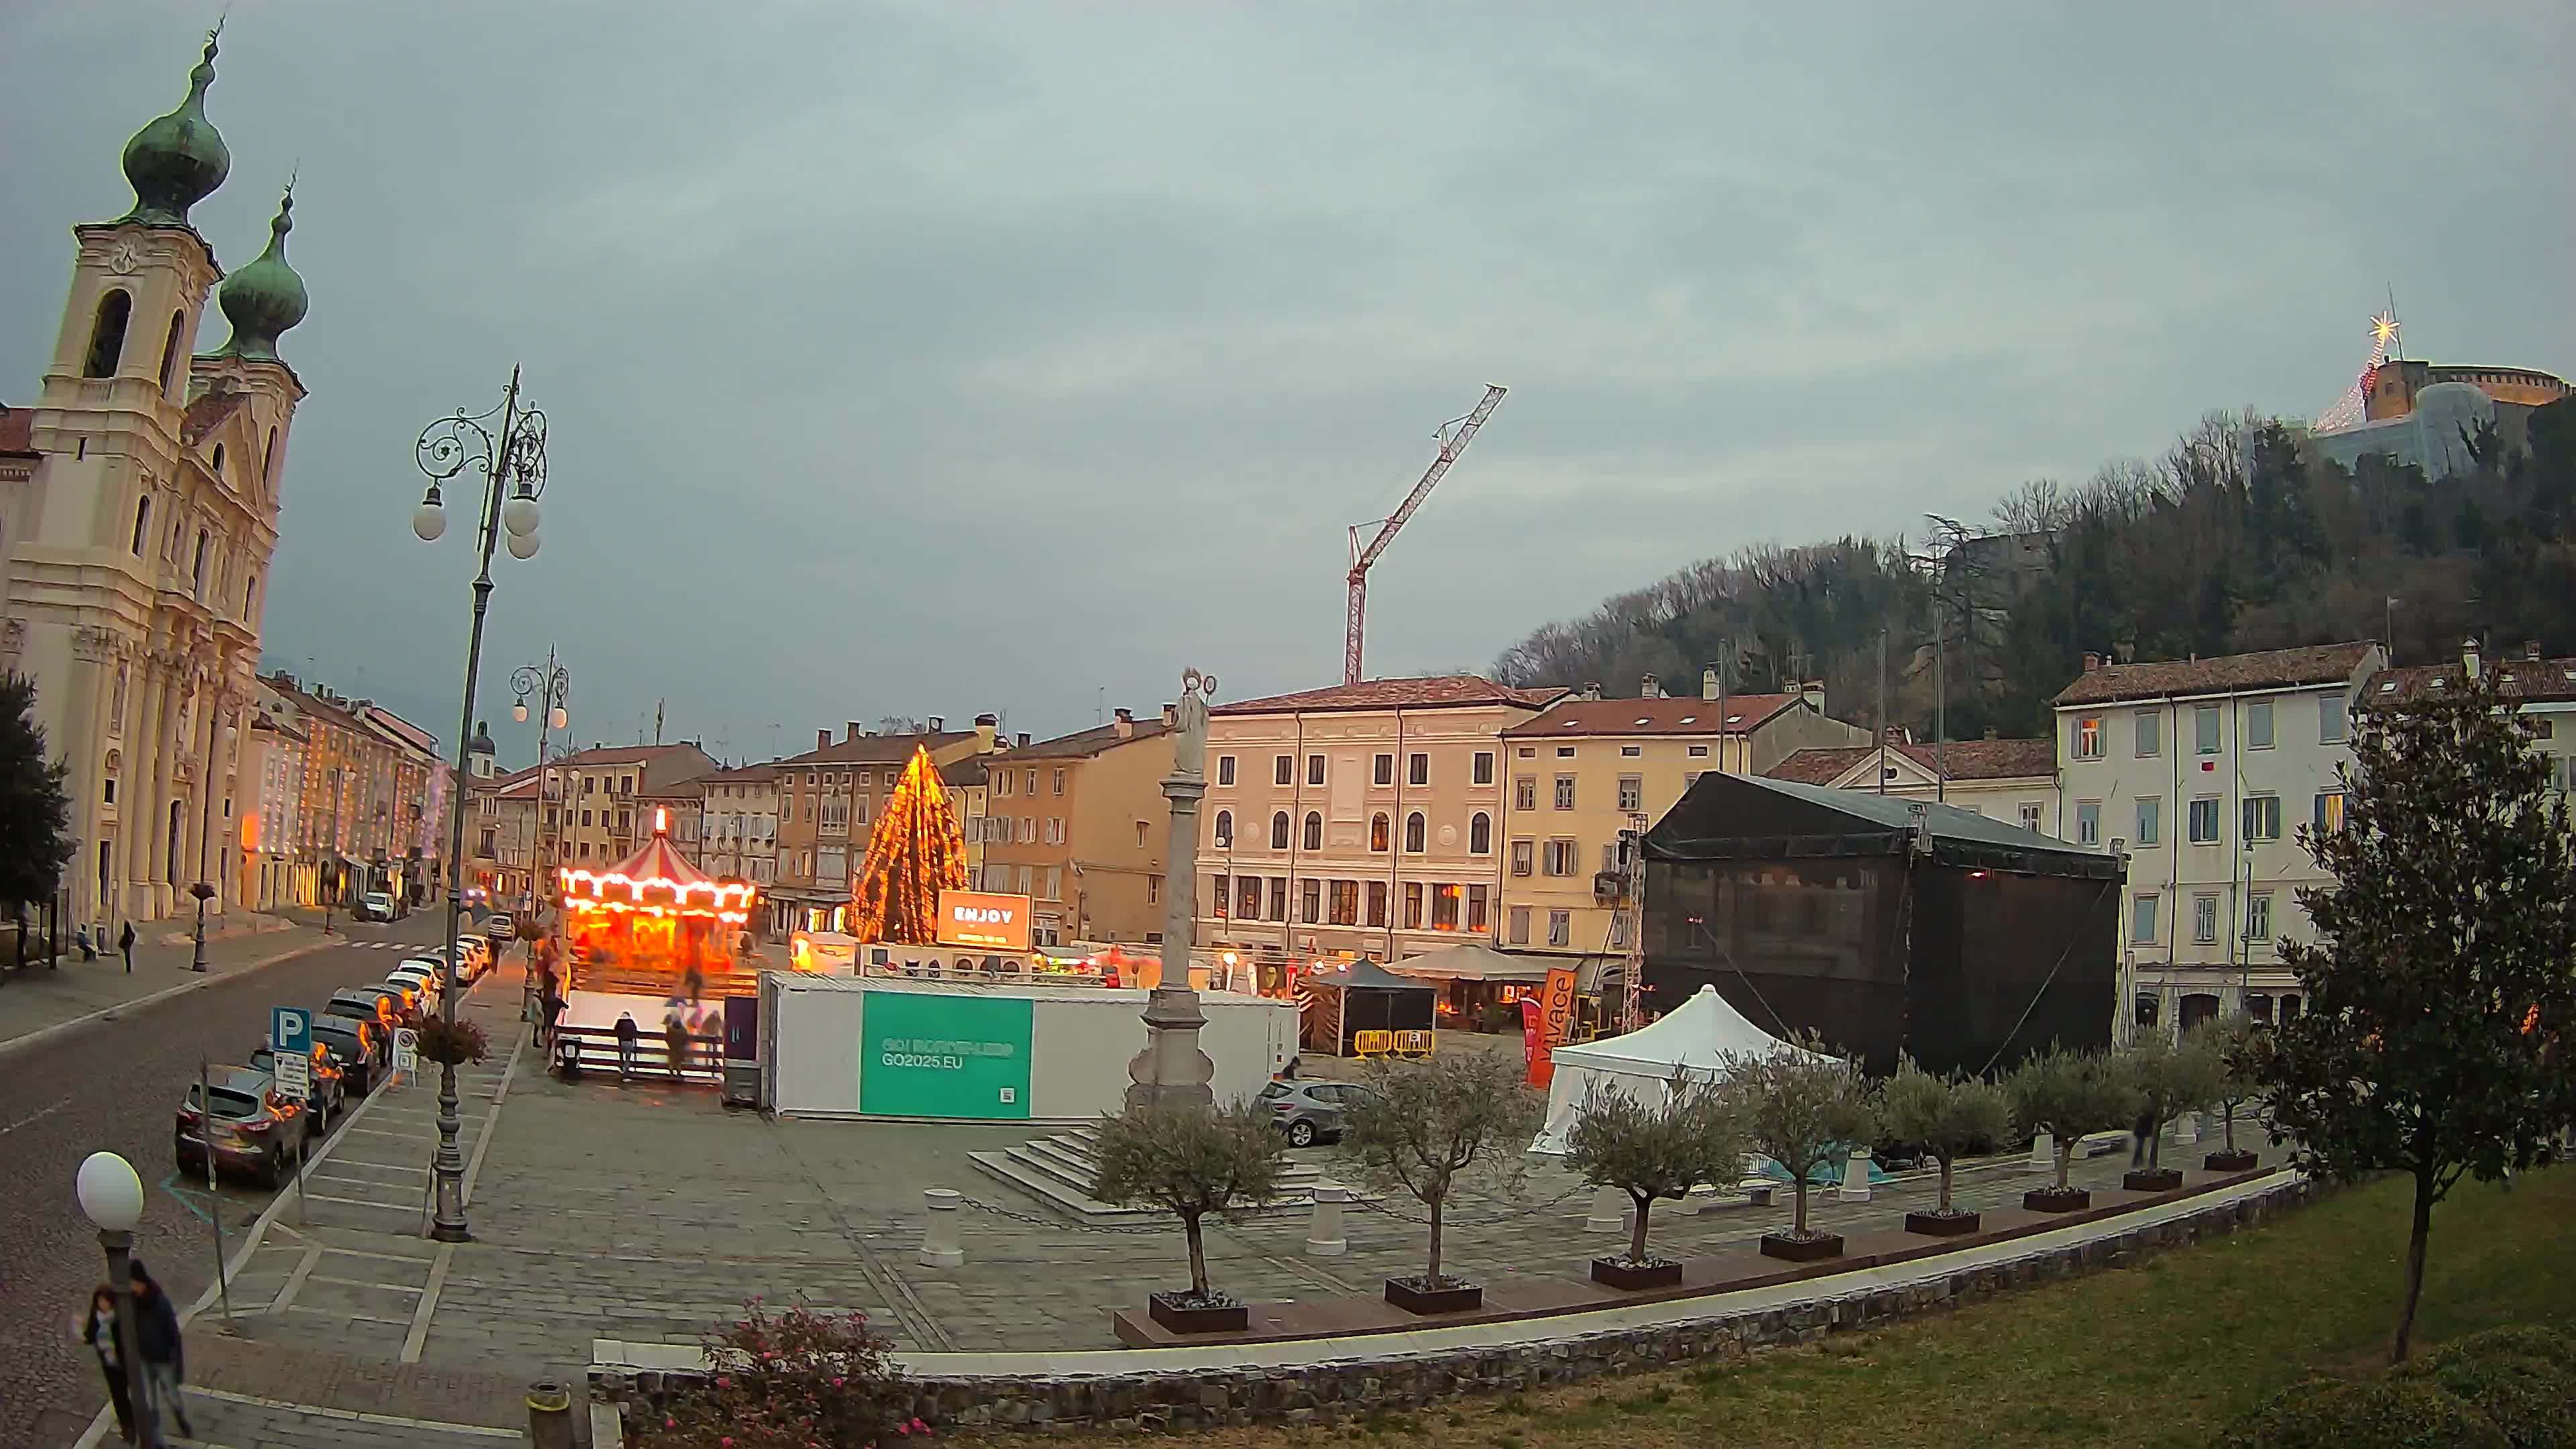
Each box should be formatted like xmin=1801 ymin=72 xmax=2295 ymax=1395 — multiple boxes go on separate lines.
xmin=1091 ymin=1100 xmax=1290 ymax=1334
xmin=1563 ymin=1068 xmax=1748 ymax=1289
xmin=2118 ymin=1028 xmax=2224 ymax=1191
xmin=1880 ymin=1058 xmax=2012 ymax=1236
xmin=2006 ymin=1044 xmax=2137 ymax=1212
xmin=1344 ymin=1048 xmax=1542 ymax=1314
xmin=1719 ymin=1035 xmax=1878 ymax=1263
xmin=2196 ymin=1018 xmax=2268 ymax=1172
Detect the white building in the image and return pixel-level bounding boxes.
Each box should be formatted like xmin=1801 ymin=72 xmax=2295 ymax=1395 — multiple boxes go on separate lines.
xmin=2053 ymin=641 xmax=2384 ymax=1039
xmin=2375 ymin=639 xmax=2576 ymax=794
xmin=1766 ymin=735 xmax=2059 ymax=836
xmin=699 ymin=761 xmax=780 ymax=887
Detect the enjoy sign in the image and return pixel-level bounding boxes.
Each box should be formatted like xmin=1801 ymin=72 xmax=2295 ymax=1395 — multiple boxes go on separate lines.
xmin=935 ymin=890 xmax=1033 ymax=951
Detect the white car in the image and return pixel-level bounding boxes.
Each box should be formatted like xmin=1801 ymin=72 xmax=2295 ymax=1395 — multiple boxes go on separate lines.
xmin=388 ymin=959 xmax=444 ymax=1003
xmin=485 ymin=913 xmax=517 ymax=942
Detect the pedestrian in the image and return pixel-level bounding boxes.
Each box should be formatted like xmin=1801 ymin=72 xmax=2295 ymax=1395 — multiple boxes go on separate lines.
xmin=72 ymin=1285 xmax=136 ymax=1443
xmin=76 ymin=924 xmax=97 ymax=961
xmin=2131 ymin=1106 xmax=2157 ymax=1169
xmin=127 ymin=1259 xmax=192 ymax=1440
xmin=118 ymin=920 xmax=136 ymax=975
xmin=614 ymin=1012 xmax=639 ymax=1080
xmin=663 ymin=1012 xmax=689 ymax=1080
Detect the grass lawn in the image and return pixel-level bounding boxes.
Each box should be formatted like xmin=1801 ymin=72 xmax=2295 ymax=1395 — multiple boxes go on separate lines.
xmin=1012 ymin=1166 xmax=2575 ymax=1449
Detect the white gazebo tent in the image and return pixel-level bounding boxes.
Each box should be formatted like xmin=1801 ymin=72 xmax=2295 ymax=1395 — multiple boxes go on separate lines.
xmin=1531 ymin=984 xmax=1832 ymax=1155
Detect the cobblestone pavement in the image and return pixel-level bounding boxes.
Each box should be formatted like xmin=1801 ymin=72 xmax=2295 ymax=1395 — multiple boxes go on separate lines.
xmin=0 ymin=913 xmax=465 ymax=1449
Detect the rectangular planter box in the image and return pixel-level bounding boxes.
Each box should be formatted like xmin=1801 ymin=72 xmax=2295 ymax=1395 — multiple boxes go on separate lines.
xmin=1758 ymin=1231 xmax=1844 ymax=1263
xmin=2024 ymin=1187 xmax=2092 ymax=1213
xmin=1384 ymin=1277 xmax=1482 ymax=1315
xmin=1590 ymin=1256 xmax=1684 ymax=1290
xmin=2204 ymin=1149 xmax=2260 ymax=1172
xmin=1904 ymin=1210 xmax=1981 ymax=1237
xmin=1146 ymin=1293 xmax=1248 ymax=1334
xmin=2123 ymin=1167 xmax=2185 ymax=1193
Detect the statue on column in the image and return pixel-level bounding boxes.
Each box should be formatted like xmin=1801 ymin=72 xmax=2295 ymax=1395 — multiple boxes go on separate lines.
xmin=1125 ymin=667 xmax=1220 ymax=1114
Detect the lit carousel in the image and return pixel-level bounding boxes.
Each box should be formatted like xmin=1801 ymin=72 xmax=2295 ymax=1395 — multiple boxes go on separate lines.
xmin=555 ymin=808 xmax=761 ymax=1002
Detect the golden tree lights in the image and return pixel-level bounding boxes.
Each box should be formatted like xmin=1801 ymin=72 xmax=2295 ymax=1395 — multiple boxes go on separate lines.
xmin=850 ymin=744 xmax=968 ymax=945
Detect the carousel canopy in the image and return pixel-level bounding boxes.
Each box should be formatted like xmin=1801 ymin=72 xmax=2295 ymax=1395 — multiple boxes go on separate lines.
xmin=559 ymin=811 xmax=756 ymax=921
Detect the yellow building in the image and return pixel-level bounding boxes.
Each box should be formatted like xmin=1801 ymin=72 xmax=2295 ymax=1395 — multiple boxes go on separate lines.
xmin=547 ymin=743 xmax=716 ymax=871
xmin=1496 ymin=674 xmax=1867 ymax=964
xmin=978 ymin=708 xmax=1174 ymax=946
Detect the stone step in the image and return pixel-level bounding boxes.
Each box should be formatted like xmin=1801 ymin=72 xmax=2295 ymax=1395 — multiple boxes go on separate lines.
xmin=968 ymin=1136 xmax=1358 ymax=1226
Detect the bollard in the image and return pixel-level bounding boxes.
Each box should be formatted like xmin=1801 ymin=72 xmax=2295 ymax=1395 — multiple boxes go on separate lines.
xmin=1837 ymin=1146 xmax=1872 ymax=1203
xmin=526 ymin=1379 xmax=575 ymax=1449
xmin=1584 ymin=1184 xmax=1627 ymax=1234
xmin=919 ymin=1187 xmax=965 ymax=1269
xmin=2025 ymin=1131 xmax=2055 ymax=1172
xmin=1304 ymin=1183 xmax=1349 ymax=1256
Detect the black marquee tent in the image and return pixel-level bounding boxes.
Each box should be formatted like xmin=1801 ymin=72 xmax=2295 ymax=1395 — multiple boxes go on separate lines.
xmin=1301 ymin=959 xmax=1438 ymax=1058
xmin=1640 ymin=773 xmax=2123 ymax=1077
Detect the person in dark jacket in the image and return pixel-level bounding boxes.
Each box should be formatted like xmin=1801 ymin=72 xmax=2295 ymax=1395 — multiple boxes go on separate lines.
xmin=663 ymin=1012 xmax=690 ymax=1081
xmin=614 ymin=1012 xmax=639 ymax=1079
xmin=2131 ymin=1108 xmax=2158 ymax=1169
xmin=73 ymin=1285 xmax=135 ymax=1442
xmin=127 ymin=1260 xmax=191 ymax=1440
xmin=118 ymin=920 xmax=136 ymax=974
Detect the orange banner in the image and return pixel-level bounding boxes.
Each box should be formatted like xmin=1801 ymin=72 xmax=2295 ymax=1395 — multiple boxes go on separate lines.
xmin=1538 ymin=966 xmax=1580 ymax=1049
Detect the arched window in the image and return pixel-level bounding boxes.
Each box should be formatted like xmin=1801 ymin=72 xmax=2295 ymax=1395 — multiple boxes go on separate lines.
xmin=85 ymin=290 xmax=132 ymax=378
xmin=166 ymin=799 xmax=184 ymax=881
xmin=264 ymin=427 xmax=279 ymax=488
xmin=1269 ymin=811 xmax=1290 ymax=850
xmin=130 ymin=496 xmax=151 ymax=555
xmin=157 ymin=311 xmax=185 ymax=394
xmin=1469 ymin=811 xmax=1491 ymax=854
xmin=193 ymin=529 xmax=209 ymax=595
xmin=1370 ymin=812 xmax=1389 ymax=852
xmin=1212 ymin=809 xmax=1232 ymax=847
xmin=210 ymin=443 xmax=225 ymax=477
xmin=243 ymin=572 xmax=258 ymax=618
xmin=1404 ymin=811 xmax=1426 ymax=853
xmin=1302 ymin=811 xmax=1322 ymax=852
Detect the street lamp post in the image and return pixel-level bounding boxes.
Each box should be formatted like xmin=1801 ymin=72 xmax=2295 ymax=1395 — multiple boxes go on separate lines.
xmin=76 ymin=1151 xmax=159 ymax=1448
xmin=411 ymin=367 xmax=549 ymax=1244
xmin=511 ymin=649 xmax=570 ymax=922
xmin=189 ymin=713 xmax=231 ymax=972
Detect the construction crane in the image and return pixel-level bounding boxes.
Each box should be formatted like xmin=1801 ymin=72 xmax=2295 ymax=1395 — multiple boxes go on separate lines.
xmin=1344 ymin=384 xmax=1507 ymax=686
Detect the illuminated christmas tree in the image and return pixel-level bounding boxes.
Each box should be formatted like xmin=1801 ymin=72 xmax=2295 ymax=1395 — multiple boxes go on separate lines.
xmin=849 ymin=743 xmax=969 ymax=944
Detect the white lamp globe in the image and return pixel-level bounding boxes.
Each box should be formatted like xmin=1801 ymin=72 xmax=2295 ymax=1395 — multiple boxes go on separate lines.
xmin=505 ymin=529 xmax=541 ymax=561
xmin=513 ymin=702 xmax=529 ymax=723
xmin=76 ymin=1151 xmax=145 ymax=1232
xmin=549 ymin=706 xmax=568 ymax=730
xmin=502 ymin=492 xmax=541 ymax=538
xmin=411 ymin=499 xmax=447 ymax=543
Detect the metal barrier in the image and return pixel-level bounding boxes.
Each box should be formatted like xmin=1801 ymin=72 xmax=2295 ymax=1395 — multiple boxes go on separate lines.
xmin=549 ymin=1024 xmax=725 ymax=1085
xmin=1351 ymin=1028 xmax=1434 ymax=1059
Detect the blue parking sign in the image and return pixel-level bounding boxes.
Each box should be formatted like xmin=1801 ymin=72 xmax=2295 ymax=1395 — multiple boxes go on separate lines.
xmin=273 ymin=1006 xmax=311 ymax=1055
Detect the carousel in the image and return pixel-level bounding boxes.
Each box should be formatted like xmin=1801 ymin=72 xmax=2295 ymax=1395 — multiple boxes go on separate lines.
xmin=556 ymin=808 xmax=761 ymax=1004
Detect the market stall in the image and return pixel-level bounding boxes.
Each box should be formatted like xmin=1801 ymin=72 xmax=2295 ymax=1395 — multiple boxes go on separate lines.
xmin=1385 ymin=943 xmax=1549 ymax=1032
xmin=1299 ymin=958 xmax=1437 ymax=1058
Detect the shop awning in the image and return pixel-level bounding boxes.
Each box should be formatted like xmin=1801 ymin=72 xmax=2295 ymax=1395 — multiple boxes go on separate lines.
xmin=1385 ymin=943 xmax=1548 ymax=983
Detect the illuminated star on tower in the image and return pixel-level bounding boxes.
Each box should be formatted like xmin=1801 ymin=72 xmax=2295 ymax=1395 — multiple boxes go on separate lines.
xmin=2369 ymin=310 xmax=2400 ymax=356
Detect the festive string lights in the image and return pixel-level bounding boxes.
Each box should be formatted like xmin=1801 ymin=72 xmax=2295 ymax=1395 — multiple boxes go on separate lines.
xmin=849 ymin=744 xmax=969 ymax=945
xmin=2314 ymin=309 xmax=2402 ymax=433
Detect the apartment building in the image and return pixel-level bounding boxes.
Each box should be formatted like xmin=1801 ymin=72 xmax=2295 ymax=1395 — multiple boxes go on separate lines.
xmin=770 ymin=717 xmax=998 ymax=934
xmin=1193 ymin=675 xmax=1564 ymax=963
xmin=1495 ymin=672 xmax=1868 ymax=962
xmin=549 ymin=742 xmax=718 ymax=871
xmin=463 ymin=765 xmax=541 ymax=906
xmin=235 ymin=710 xmax=307 ymax=912
xmin=2373 ymin=639 xmax=2576 ymax=794
xmin=699 ymin=762 xmax=781 ymax=886
xmin=2053 ymin=641 xmax=2384 ymax=1038
xmin=1765 ymin=735 xmax=2060 ymax=834
xmin=977 ymin=708 xmax=1174 ymax=946
xmin=256 ymin=673 xmax=449 ymax=910
xmin=939 ymin=757 xmax=994 ymax=892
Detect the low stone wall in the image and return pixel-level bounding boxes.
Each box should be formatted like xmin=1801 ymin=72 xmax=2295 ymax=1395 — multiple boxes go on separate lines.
xmin=594 ymin=1176 xmax=2314 ymax=1434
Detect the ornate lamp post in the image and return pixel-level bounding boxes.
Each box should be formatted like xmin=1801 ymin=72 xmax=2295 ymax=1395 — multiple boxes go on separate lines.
xmin=411 ymin=368 xmax=548 ymax=1243
xmin=511 ymin=651 xmax=570 ymax=917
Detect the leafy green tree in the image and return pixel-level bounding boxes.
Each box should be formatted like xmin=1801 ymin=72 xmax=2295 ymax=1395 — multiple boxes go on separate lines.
xmin=1091 ymin=1101 xmax=1289 ymax=1305
xmin=2121 ymin=1028 xmax=2224 ymax=1168
xmin=1344 ymin=1050 xmax=1541 ymax=1288
xmin=2006 ymin=1045 xmax=2138 ymax=1193
xmin=1717 ymin=1036 xmax=1878 ymax=1239
xmin=2262 ymin=669 xmax=2576 ymax=1363
xmin=0 ymin=672 xmax=76 ymax=962
xmin=1564 ymin=1069 xmax=1749 ymax=1265
xmin=2194 ymin=1017 xmax=2271 ymax=1159
xmin=1880 ymin=1058 xmax=2011 ymax=1216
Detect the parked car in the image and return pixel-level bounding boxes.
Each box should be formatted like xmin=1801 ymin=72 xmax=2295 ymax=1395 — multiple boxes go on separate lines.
xmin=252 ymin=1040 xmax=345 ymax=1121
xmin=325 ymin=986 xmax=404 ymax=1035
xmin=485 ymin=912 xmax=517 ymax=941
xmin=174 ymin=1065 xmax=316 ymax=1187
xmin=1259 ymin=1079 xmax=1369 ymax=1148
xmin=356 ymin=891 xmax=396 ymax=922
xmin=386 ymin=961 xmax=441 ymax=1006
xmin=311 ymin=1017 xmax=383 ymax=1095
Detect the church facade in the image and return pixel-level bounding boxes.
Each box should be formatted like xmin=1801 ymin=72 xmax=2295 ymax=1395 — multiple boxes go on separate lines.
xmin=0 ymin=30 xmax=311 ymax=928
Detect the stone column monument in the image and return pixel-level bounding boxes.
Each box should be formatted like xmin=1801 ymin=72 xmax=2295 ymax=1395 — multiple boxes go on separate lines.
xmin=1126 ymin=668 xmax=1220 ymax=1113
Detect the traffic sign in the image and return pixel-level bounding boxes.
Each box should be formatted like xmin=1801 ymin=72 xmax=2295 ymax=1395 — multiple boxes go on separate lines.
xmin=273 ymin=1006 xmax=312 ymax=1057
xmin=272 ymin=1049 xmax=311 ymax=1101
xmin=393 ymin=1028 xmax=420 ymax=1075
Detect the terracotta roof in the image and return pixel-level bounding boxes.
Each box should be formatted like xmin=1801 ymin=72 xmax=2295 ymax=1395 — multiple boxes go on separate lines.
xmin=1006 ymin=719 xmax=1171 ymax=759
xmin=701 ymin=763 xmax=779 ymax=784
xmin=2371 ymin=655 xmax=2576 ymax=705
xmin=557 ymin=743 xmax=706 ymax=767
xmin=940 ymin=757 xmax=989 ymax=786
xmin=774 ymin=731 xmax=977 ymax=767
xmin=1213 ymin=675 xmax=1565 ymax=716
xmin=2052 ymin=643 xmax=2378 ymax=706
xmin=1502 ymin=693 xmax=1803 ymax=739
xmin=1765 ymin=737 xmax=2057 ymax=786
xmin=0 ymin=406 xmax=35 ymax=456
xmin=180 ymin=390 xmax=246 ymax=446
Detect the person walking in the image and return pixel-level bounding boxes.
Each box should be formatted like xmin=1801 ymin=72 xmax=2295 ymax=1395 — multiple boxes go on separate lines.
xmin=72 ymin=1285 xmax=136 ymax=1443
xmin=614 ymin=1012 xmax=639 ymax=1081
xmin=663 ymin=1012 xmax=689 ymax=1081
xmin=2131 ymin=1106 xmax=2157 ymax=1169
xmin=117 ymin=920 xmax=136 ymax=975
xmin=129 ymin=1260 xmax=192 ymax=1440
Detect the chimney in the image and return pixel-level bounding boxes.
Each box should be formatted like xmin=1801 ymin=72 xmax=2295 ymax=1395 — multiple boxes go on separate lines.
xmin=2526 ymin=639 xmax=2544 ymax=661
xmin=816 ymin=729 xmax=831 ymax=751
xmin=1113 ymin=707 xmax=1136 ymax=740
xmin=2462 ymin=636 xmax=2481 ymax=680
xmin=974 ymin=713 xmax=998 ymax=752
xmin=1581 ymin=680 xmax=1602 ymax=702
xmin=927 ymin=715 xmax=945 ymax=733
xmin=1984 ymin=727 xmax=1999 ymax=741
xmin=1882 ymin=724 xmax=1907 ymax=745
xmin=1801 ymin=679 xmax=1826 ymax=711
xmin=1640 ymin=672 xmax=1662 ymax=698
xmin=1702 ymin=667 xmax=1721 ymax=701
xmin=847 ymin=720 xmax=863 ymax=743
xmin=1016 ymin=732 xmax=1031 ymax=748
xmin=2082 ymin=651 xmax=2102 ymax=673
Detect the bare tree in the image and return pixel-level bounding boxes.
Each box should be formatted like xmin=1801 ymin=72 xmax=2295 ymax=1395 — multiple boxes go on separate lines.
xmin=1092 ymin=1102 xmax=1289 ymax=1305
xmin=1344 ymin=1051 xmax=1542 ymax=1289
xmin=1563 ymin=1069 xmax=1749 ymax=1266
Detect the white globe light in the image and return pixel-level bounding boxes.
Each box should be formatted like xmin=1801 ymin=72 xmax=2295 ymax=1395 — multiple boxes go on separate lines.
xmin=549 ymin=706 xmax=568 ymax=730
xmin=76 ymin=1151 xmax=145 ymax=1231
xmin=506 ymin=529 xmax=541 ymax=561
xmin=513 ymin=702 xmax=529 ymax=723
xmin=411 ymin=500 xmax=447 ymax=542
xmin=502 ymin=494 xmax=541 ymax=537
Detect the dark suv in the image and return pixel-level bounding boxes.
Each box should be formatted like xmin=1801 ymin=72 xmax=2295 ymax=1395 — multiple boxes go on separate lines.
xmin=251 ymin=1041 xmax=345 ymax=1122
xmin=174 ymin=1066 xmax=315 ymax=1187
xmin=311 ymin=1016 xmax=384 ymax=1096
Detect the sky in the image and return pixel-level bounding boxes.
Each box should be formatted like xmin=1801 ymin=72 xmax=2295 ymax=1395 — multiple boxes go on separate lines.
xmin=6 ymin=2 xmax=2571 ymax=767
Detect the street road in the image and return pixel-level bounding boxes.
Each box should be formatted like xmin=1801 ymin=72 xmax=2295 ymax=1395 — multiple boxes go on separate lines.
xmin=0 ymin=914 xmax=460 ymax=1449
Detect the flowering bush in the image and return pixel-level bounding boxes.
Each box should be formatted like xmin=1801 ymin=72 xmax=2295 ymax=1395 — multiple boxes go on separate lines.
xmin=632 ymin=1299 xmax=912 ymax=1448
xmin=414 ymin=1015 xmax=490 ymax=1066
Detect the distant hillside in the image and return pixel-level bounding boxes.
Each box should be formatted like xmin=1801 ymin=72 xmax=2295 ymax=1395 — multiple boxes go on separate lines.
xmin=1492 ymin=399 xmax=2576 ymax=739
